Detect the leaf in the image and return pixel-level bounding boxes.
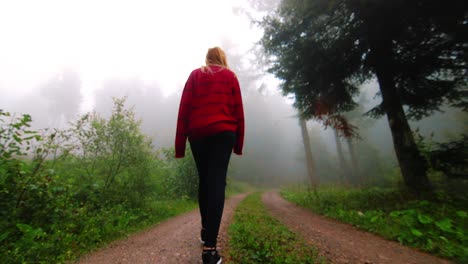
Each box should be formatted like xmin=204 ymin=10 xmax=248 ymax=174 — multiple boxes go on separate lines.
xmin=12 ymin=134 xmax=22 ymax=143
xmin=417 ymin=200 xmax=430 ymax=206
xmin=439 ymin=236 xmax=449 ymax=243
xmin=411 ymin=228 xmax=423 ymax=237
xmin=390 ymin=211 xmax=401 ymax=217
xmin=417 ymin=214 xmax=433 ymax=224
xmin=435 ymin=219 xmax=452 ymax=232
xmin=456 ymin=211 xmax=467 ymax=218
xmin=16 ymin=223 xmax=33 ymax=233
xmin=426 ymin=238 xmax=434 ymax=250
xmin=0 ymin=231 xmax=10 ymax=242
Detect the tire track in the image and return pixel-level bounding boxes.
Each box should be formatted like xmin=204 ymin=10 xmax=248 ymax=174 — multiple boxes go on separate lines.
xmin=262 ymin=191 xmax=451 ymax=264
xmin=77 ymin=194 xmax=247 ymax=264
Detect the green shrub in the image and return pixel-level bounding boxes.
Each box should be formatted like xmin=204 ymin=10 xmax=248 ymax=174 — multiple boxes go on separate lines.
xmin=54 ymin=97 xmax=156 ymax=208
xmin=0 ymin=101 xmax=199 ymax=263
xmin=159 ymin=147 xmax=199 ymax=200
xmin=226 ymin=179 xmax=255 ymax=197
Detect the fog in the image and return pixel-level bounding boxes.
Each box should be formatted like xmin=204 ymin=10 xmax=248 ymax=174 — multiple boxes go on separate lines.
xmin=1 ymin=1 xmax=466 ymax=187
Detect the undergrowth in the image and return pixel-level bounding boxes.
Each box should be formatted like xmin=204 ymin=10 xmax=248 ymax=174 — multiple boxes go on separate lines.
xmin=226 ymin=179 xmax=256 ymax=197
xmin=0 ymin=102 xmax=199 ymax=263
xmin=281 ymin=185 xmax=468 ymax=263
xmin=228 ymin=192 xmax=324 ymax=264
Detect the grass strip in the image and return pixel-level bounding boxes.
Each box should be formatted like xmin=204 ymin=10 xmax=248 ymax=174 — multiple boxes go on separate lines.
xmin=281 ymin=186 xmax=468 ymax=263
xmin=227 ymin=192 xmax=324 ymax=264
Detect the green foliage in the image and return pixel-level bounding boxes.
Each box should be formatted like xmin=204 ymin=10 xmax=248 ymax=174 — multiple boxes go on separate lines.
xmin=282 ymin=186 xmax=468 ymax=262
xmin=56 ymin=97 xmax=156 ymax=208
xmin=0 ymin=110 xmax=40 ymax=158
xmin=228 ymin=192 xmax=323 ymax=264
xmin=159 ymin=147 xmax=199 ymax=200
xmin=0 ymin=110 xmax=65 ymax=263
xmin=413 ymin=132 xmax=468 ymax=200
xmin=417 ymin=133 xmax=468 ymax=180
xmin=260 ymin=0 xmax=467 ymax=122
xmin=0 ymin=100 xmax=199 ymax=263
xmin=225 ymin=179 xmax=255 ymax=197
xmin=259 ymin=0 xmax=466 ymax=194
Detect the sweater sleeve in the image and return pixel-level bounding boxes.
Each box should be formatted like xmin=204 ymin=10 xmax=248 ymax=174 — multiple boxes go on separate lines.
xmin=232 ymin=75 xmax=245 ymax=155
xmin=175 ymin=72 xmax=194 ymax=158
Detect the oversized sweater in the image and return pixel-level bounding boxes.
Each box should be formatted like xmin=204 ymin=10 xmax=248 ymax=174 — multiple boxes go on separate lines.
xmin=175 ymin=65 xmax=245 ymax=158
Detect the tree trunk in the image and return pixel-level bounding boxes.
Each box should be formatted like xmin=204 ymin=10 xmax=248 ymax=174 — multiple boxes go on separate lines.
xmin=371 ymin=43 xmax=432 ymax=195
xmin=346 ymin=137 xmax=361 ymax=185
xmin=299 ymin=117 xmax=318 ymax=186
xmin=334 ymin=129 xmax=349 ymax=184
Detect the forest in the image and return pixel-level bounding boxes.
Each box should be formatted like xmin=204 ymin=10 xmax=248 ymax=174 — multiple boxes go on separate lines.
xmin=0 ymin=0 xmax=467 ymax=263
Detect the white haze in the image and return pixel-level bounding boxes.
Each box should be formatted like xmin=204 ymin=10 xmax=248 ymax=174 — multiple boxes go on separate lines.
xmin=1 ymin=0 xmax=465 ymax=186
xmin=0 ymin=0 xmax=260 ymax=109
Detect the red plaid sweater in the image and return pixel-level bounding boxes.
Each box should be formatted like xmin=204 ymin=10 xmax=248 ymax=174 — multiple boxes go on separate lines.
xmin=175 ymin=65 xmax=245 ymax=158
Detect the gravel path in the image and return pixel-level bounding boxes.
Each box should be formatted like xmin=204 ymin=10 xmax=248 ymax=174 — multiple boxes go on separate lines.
xmin=76 ymin=191 xmax=451 ymax=264
xmin=262 ymin=191 xmax=452 ymax=264
xmin=76 ymin=194 xmax=246 ymax=264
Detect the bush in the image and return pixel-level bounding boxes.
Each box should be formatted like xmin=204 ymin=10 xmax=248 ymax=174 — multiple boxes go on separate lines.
xmin=159 ymin=147 xmax=199 ymax=200
xmin=0 ymin=100 xmax=199 ymax=263
xmin=54 ymin=98 xmax=156 ymax=208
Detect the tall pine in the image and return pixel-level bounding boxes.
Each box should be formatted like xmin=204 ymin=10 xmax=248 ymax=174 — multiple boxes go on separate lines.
xmin=260 ymin=0 xmax=467 ymax=195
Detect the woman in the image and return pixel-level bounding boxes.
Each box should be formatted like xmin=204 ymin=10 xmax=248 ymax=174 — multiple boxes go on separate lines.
xmin=175 ymin=47 xmax=244 ymax=264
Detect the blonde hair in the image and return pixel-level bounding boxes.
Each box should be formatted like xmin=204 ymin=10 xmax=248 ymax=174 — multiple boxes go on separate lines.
xmin=201 ymin=47 xmax=229 ymax=72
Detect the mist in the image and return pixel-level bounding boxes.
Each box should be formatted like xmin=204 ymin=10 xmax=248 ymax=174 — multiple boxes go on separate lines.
xmin=1 ymin=0 xmax=466 ymax=188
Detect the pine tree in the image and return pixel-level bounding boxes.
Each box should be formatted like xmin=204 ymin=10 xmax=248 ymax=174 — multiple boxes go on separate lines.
xmin=259 ymin=0 xmax=467 ymax=195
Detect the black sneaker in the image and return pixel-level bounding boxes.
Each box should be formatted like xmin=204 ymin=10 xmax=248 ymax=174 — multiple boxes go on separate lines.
xmin=202 ymin=249 xmax=222 ymax=264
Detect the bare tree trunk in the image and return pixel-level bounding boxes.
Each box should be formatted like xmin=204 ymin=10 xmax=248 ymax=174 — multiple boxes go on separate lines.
xmin=346 ymin=137 xmax=361 ymax=185
xmin=371 ymin=41 xmax=432 ymax=195
xmin=334 ymin=129 xmax=349 ymax=184
xmin=299 ymin=117 xmax=318 ymax=186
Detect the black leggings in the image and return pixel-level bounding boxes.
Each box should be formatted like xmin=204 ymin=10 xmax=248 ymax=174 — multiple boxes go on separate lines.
xmin=189 ymin=131 xmax=236 ymax=248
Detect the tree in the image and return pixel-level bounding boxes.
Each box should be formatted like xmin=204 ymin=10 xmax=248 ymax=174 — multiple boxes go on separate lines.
xmin=333 ymin=128 xmax=350 ymax=184
xmin=299 ymin=116 xmax=318 ymax=185
xmin=40 ymin=68 xmax=82 ymax=126
xmin=342 ymin=95 xmax=377 ymax=185
xmin=345 ymin=136 xmax=360 ymax=184
xmin=221 ymin=38 xmax=308 ymax=187
xmin=62 ymin=97 xmax=154 ymax=206
xmin=259 ymin=0 xmax=467 ymax=195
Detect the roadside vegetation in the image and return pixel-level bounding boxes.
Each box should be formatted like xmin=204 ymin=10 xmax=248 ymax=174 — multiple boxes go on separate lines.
xmin=281 ymin=183 xmax=468 ymax=263
xmin=226 ymin=180 xmax=255 ymax=197
xmin=228 ymin=192 xmax=324 ymax=264
xmin=0 ymin=99 xmax=202 ymax=264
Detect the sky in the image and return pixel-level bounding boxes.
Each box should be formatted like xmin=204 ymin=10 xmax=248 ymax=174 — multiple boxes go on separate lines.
xmin=0 ymin=0 xmax=262 ymax=110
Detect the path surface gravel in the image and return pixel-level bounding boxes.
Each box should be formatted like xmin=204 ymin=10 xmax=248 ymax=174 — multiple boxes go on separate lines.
xmin=262 ymin=191 xmax=452 ymax=264
xmin=76 ymin=194 xmax=246 ymax=264
xmin=77 ymin=191 xmax=452 ymax=264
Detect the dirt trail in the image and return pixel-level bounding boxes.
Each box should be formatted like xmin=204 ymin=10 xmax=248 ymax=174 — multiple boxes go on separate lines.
xmin=262 ymin=191 xmax=452 ymax=264
xmin=76 ymin=194 xmax=246 ymax=264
